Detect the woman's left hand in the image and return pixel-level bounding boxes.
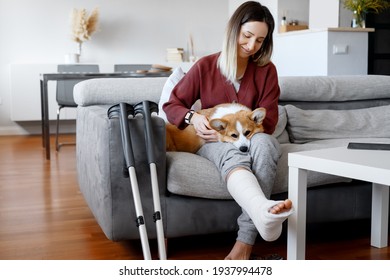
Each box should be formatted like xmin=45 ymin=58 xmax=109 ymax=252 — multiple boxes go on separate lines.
xmin=199 ymin=127 xmax=219 ymax=142
xmin=191 ymin=112 xmax=219 ymax=142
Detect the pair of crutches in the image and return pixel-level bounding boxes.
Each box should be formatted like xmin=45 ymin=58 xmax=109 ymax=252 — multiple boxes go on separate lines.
xmin=108 ymin=100 xmax=166 ymax=260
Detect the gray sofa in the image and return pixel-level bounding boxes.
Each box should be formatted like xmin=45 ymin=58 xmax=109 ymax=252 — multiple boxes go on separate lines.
xmin=74 ymin=75 xmax=390 ymax=242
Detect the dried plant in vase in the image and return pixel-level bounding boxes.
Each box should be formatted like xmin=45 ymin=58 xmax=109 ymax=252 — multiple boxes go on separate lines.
xmin=71 ymin=7 xmax=99 ymax=56
xmin=343 ymin=0 xmax=390 ymax=28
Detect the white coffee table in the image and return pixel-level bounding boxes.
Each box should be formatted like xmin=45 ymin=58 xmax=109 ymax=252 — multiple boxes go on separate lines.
xmin=287 ymin=146 xmax=390 ymax=260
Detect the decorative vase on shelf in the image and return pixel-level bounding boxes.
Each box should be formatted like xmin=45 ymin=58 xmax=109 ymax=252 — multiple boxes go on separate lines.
xmin=64 ymin=53 xmax=80 ymax=64
xmin=353 ymin=10 xmax=366 ymax=28
xmin=77 ymin=42 xmax=82 ymax=55
xmin=344 ymin=0 xmax=390 ymax=29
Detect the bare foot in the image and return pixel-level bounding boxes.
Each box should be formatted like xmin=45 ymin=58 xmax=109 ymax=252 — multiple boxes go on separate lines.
xmin=269 ymin=199 xmax=292 ymax=214
xmin=224 ymin=240 xmax=253 ymax=260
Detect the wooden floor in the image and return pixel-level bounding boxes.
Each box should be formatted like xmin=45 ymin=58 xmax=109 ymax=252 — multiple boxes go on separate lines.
xmin=0 ymin=135 xmax=389 ymax=260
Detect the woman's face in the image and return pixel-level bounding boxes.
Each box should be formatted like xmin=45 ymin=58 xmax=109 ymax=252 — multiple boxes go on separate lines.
xmin=237 ymin=21 xmax=268 ymax=59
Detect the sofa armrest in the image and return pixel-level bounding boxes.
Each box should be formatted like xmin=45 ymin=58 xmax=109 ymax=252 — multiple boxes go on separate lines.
xmin=76 ymin=104 xmax=167 ymax=240
xmin=73 ymin=77 xmax=167 ymax=106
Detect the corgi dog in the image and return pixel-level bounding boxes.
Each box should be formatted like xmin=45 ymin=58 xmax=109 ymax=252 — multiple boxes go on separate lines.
xmin=166 ymin=103 xmax=266 ymax=153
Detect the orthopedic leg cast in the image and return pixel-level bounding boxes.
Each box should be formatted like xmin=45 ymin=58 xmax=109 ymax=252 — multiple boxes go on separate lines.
xmin=227 ymin=169 xmax=293 ymax=241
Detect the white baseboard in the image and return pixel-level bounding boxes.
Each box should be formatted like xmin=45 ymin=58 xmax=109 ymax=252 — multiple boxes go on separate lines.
xmin=0 ymin=122 xmax=76 ymax=136
xmin=0 ymin=126 xmax=29 ymax=135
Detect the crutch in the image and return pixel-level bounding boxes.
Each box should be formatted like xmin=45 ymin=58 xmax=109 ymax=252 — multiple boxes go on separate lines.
xmin=107 ymin=102 xmax=152 ymax=260
xmin=134 ymin=100 xmax=167 ymax=260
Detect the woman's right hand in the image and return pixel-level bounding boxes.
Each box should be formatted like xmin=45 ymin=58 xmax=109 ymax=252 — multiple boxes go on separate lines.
xmin=190 ymin=112 xmax=218 ymax=142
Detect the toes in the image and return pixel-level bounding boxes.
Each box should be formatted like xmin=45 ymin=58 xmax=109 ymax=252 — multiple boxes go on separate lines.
xmin=284 ymin=199 xmax=293 ymax=209
xmin=269 ymin=200 xmax=293 ymax=214
xmin=269 ymin=203 xmax=282 ymax=214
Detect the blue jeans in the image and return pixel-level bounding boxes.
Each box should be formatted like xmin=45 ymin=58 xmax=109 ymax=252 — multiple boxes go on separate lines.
xmin=197 ymin=133 xmax=281 ymax=245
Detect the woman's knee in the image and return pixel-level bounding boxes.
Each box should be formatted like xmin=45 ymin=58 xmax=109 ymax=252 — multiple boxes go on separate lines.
xmin=197 ymin=134 xmax=280 ymax=180
xmin=250 ymin=133 xmax=281 ymax=158
xmin=197 ymin=142 xmax=252 ymax=176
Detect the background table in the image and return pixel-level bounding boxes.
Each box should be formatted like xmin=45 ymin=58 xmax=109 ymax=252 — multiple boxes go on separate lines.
xmin=40 ymin=72 xmax=170 ymax=160
xmin=287 ymin=147 xmax=390 ymax=260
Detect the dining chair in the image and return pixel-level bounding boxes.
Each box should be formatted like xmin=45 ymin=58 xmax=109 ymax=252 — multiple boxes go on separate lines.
xmin=56 ymin=64 xmax=100 ymax=151
xmin=114 ymin=64 xmax=152 ymax=73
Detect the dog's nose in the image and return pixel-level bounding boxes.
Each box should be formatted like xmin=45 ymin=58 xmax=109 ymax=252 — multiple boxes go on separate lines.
xmin=239 ymin=146 xmax=248 ymax=153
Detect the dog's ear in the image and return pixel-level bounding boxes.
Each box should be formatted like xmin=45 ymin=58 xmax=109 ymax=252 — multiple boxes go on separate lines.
xmin=209 ymin=119 xmax=228 ymax=131
xmin=251 ymin=108 xmax=266 ymax=124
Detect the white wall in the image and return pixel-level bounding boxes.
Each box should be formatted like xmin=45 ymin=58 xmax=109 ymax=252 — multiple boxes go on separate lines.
xmin=327 ymin=31 xmax=369 ymax=75
xmin=339 ymin=5 xmax=355 ymax=28
xmin=279 ymin=0 xmax=309 ymax=27
xmin=309 ymin=0 xmax=340 ymax=29
xmin=0 ymin=0 xmax=229 ymax=135
xmin=0 ymin=0 xmax=372 ymax=135
xmin=229 ymin=0 xmax=278 ymax=18
xmin=273 ymin=29 xmax=370 ymax=76
xmin=273 ymin=31 xmax=329 ymax=76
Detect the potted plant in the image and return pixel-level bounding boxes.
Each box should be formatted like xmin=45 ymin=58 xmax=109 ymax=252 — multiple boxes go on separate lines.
xmin=343 ymin=0 xmax=390 ymax=28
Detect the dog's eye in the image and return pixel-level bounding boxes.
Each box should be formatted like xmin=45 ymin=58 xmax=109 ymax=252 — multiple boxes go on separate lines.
xmin=231 ymin=134 xmax=238 ymax=139
xmin=244 ymin=130 xmax=251 ymax=137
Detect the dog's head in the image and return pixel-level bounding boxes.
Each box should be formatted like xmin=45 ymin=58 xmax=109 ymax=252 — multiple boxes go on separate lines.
xmin=209 ymin=107 xmax=266 ymax=152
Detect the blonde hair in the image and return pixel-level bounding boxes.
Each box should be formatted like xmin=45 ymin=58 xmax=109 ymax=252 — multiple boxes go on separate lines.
xmin=218 ymin=1 xmax=275 ymax=83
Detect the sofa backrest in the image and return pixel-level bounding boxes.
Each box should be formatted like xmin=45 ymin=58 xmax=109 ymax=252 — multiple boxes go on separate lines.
xmin=74 ymin=75 xmax=390 ymax=110
xmin=279 ymin=75 xmax=390 ymax=110
xmin=73 ymin=74 xmax=390 ymax=144
xmin=277 ymin=75 xmax=390 ymax=144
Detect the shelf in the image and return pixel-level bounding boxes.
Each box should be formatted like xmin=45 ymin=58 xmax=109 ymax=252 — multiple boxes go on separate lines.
xmin=279 ymin=25 xmax=308 ymax=33
xmin=327 ymin=27 xmax=375 ymax=32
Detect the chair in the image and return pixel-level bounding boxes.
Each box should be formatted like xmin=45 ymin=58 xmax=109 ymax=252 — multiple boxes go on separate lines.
xmin=114 ymin=64 xmax=152 ymax=73
xmin=55 ymin=64 xmax=100 ymax=151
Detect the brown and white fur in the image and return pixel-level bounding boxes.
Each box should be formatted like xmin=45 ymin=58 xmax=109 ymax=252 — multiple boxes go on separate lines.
xmin=166 ymin=103 xmax=266 ymax=153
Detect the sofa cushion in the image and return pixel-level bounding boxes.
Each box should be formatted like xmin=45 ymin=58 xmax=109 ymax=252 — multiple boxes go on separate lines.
xmin=273 ymin=105 xmax=289 ymax=143
xmin=158 ymin=67 xmax=185 ymax=122
xmin=166 ymin=152 xmax=231 ymax=199
xmin=167 ymin=137 xmax=390 ymax=198
xmin=285 ymin=104 xmax=390 ymax=144
xmin=273 ymin=137 xmax=390 ymax=194
xmin=158 ymin=67 xmax=202 ymax=123
xmin=165 ymin=105 xmax=288 ymax=199
xmin=274 ymin=140 xmax=351 ymax=194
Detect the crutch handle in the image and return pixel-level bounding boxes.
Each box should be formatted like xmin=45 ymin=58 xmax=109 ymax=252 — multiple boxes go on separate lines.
xmin=118 ymin=103 xmax=136 ymax=168
xmin=134 ymin=101 xmax=159 ymax=164
xmin=108 ymin=104 xmax=134 ymax=176
xmin=107 ymin=103 xmax=135 ymax=168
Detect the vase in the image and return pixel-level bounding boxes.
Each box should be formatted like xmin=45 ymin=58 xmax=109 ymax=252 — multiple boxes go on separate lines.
xmin=76 ymin=42 xmax=83 ymax=62
xmin=64 ymin=53 xmax=80 ymax=64
xmin=352 ymin=10 xmax=366 ymax=28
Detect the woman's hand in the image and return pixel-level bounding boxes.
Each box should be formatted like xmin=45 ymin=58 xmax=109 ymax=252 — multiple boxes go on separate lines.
xmin=190 ymin=112 xmax=219 ymax=142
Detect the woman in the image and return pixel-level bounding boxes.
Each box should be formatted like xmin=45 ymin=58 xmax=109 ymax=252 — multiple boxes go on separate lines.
xmin=163 ymin=1 xmax=293 ymax=260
